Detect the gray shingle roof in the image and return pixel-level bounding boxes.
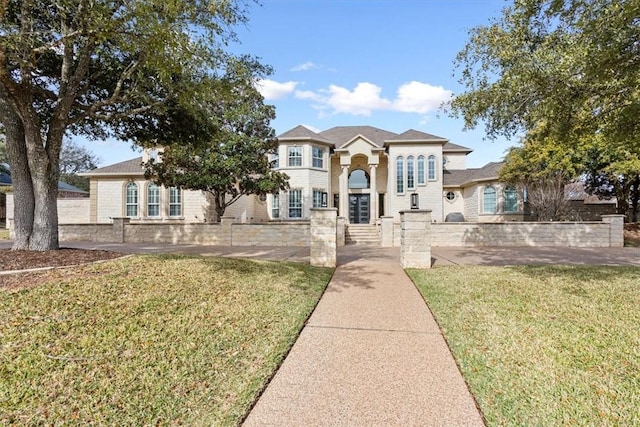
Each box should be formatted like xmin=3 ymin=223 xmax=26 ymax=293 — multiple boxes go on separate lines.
xmin=444 ymin=162 xmax=504 ymax=186
xmin=82 ymin=157 xmax=144 ymax=176
xmin=278 ymin=125 xmax=332 ymax=144
xmin=318 ymin=126 xmax=398 ymax=148
xmin=443 ymin=142 xmax=473 ymax=153
xmin=388 ymin=129 xmax=448 ymax=142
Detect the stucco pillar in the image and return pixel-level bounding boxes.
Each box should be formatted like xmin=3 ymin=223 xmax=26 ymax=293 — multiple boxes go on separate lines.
xmin=380 ymin=216 xmax=395 ymax=247
xmin=400 ymin=210 xmax=432 ymax=269
xmin=370 ymin=164 xmax=378 ymax=224
xmin=340 ymin=165 xmax=349 ymax=223
xmin=310 ymin=208 xmax=337 ymax=267
xmin=602 ymin=214 xmax=625 ymax=247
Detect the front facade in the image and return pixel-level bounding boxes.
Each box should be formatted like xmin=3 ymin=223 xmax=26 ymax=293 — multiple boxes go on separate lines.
xmin=82 ymin=125 xmax=527 ymax=224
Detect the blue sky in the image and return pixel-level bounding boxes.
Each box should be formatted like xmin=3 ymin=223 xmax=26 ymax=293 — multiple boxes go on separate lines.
xmin=83 ymin=0 xmax=515 ymax=168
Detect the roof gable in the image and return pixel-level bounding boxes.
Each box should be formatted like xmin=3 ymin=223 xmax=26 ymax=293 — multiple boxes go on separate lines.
xmin=278 ymin=125 xmax=332 ymax=145
xmin=82 ymin=157 xmax=144 ymax=176
xmin=319 ymin=126 xmax=398 ymax=148
xmin=388 ymin=129 xmax=448 ymax=142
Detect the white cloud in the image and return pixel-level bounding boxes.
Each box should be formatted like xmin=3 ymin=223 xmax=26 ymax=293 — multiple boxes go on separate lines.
xmin=294 ymin=81 xmax=452 ymax=117
xmin=393 ymin=81 xmax=453 ymax=114
xmin=295 ymin=82 xmax=392 ymax=116
xmin=255 ymin=79 xmax=299 ymax=100
xmin=290 ymin=61 xmax=318 ymax=72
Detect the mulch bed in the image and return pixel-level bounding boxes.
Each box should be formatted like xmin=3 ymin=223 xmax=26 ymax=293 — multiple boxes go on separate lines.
xmin=0 ymin=248 xmax=126 ymax=291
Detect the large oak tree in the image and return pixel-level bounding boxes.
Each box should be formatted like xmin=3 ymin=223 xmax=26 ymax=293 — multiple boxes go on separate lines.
xmin=450 ymin=0 xmax=640 ymax=148
xmin=0 ymin=0 xmax=256 ymax=250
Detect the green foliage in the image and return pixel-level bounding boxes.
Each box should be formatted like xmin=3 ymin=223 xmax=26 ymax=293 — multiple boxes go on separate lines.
xmin=500 ymin=136 xmax=579 ymax=220
xmin=141 ymin=59 xmax=289 ymax=222
xmin=450 ymin=0 xmax=640 ymax=148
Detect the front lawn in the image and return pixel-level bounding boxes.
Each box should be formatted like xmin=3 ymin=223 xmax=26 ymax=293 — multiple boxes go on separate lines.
xmin=1 ymin=255 xmax=332 ymax=426
xmin=408 ymin=266 xmax=640 ymax=426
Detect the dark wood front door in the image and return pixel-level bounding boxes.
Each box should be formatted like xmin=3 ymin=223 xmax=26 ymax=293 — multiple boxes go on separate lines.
xmin=349 ymin=194 xmax=370 ymax=224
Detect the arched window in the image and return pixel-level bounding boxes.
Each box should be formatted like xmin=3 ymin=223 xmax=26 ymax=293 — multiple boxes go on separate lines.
xmin=504 ymin=186 xmax=518 ymax=213
xmin=348 ymin=169 xmax=370 ymax=189
xmin=125 ymin=182 xmax=138 ymax=217
xmin=428 ymin=155 xmax=437 ymax=181
xmin=396 ymin=156 xmax=404 ymax=194
xmin=407 ymin=156 xmax=415 ymax=190
xmin=417 ymin=155 xmax=425 ymax=185
xmin=483 ymin=186 xmax=497 ymax=214
xmin=169 ymin=187 xmax=182 ymax=217
xmin=147 ymin=183 xmax=160 ymax=217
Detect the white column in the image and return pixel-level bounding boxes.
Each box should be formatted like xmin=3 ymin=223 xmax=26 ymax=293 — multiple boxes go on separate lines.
xmin=340 ymin=165 xmax=349 ymax=222
xmin=370 ymin=164 xmax=377 ymax=224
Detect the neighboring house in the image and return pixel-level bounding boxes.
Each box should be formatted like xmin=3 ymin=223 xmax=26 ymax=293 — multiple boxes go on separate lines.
xmin=82 ymin=125 xmax=529 ymax=224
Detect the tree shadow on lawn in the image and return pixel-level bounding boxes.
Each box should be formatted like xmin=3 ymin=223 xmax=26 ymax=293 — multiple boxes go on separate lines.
xmin=504 ymin=264 xmax=640 ymax=284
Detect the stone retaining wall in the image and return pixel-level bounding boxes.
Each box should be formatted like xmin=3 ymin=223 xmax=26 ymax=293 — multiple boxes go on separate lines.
xmin=56 ymin=218 xmax=310 ymax=247
xmin=383 ymin=215 xmax=625 ymax=248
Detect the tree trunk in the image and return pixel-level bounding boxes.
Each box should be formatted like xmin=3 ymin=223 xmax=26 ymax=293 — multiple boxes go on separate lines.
xmin=0 ymin=95 xmax=34 ymax=250
xmin=23 ymin=123 xmax=61 ymax=250
xmin=631 ymin=176 xmax=639 ymax=223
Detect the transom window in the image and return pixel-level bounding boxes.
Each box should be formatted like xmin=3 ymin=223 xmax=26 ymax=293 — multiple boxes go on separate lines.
xmin=504 ymin=186 xmax=518 ymax=212
xmin=288 ymin=189 xmax=302 ymax=218
xmin=125 ymin=182 xmax=138 ymax=217
xmin=396 ymin=156 xmax=404 ymax=194
xmin=483 ymin=186 xmax=497 ymax=214
xmin=428 ymin=155 xmax=437 ymax=181
xmin=288 ymin=146 xmax=302 ymax=167
xmin=169 ymin=187 xmax=182 ymax=217
xmin=312 ymin=146 xmax=324 ymax=168
xmin=349 ymin=169 xmax=370 ymax=189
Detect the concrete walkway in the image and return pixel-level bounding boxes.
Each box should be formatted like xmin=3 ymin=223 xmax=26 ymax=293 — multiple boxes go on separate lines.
xmin=243 ymin=246 xmax=484 ymax=426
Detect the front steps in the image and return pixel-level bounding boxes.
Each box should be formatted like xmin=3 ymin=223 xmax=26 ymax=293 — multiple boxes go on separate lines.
xmin=345 ymin=224 xmax=379 ymax=245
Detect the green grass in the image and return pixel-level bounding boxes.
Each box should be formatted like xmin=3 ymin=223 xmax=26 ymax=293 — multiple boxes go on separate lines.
xmin=0 ymin=228 xmax=9 ymax=240
xmin=408 ymin=266 xmax=640 ymax=426
xmin=0 ymin=255 xmax=332 ymax=426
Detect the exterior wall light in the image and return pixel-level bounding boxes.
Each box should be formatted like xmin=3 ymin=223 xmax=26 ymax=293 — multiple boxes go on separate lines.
xmin=321 ymin=192 xmax=328 ymax=207
xmin=411 ymin=193 xmax=419 ymax=209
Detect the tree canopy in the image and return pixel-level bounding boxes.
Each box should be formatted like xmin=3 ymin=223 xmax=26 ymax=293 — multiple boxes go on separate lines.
xmin=0 ymin=0 xmax=259 ymax=250
xmin=450 ymin=0 xmax=640 ymax=147
xmin=140 ymin=63 xmax=289 ymax=222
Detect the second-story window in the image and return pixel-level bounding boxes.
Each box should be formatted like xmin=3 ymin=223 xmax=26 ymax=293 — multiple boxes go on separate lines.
xmin=312 ymin=146 xmax=324 ymax=168
xmin=288 ymin=146 xmax=302 ymax=167
xmin=271 ymin=152 xmax=279 ymax=169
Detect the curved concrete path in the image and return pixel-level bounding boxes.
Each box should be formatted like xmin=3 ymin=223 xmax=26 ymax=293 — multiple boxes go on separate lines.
xmin=243 ymin=246 xmax=484 ymax=426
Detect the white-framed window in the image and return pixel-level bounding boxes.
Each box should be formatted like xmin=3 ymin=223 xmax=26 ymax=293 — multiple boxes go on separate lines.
xmin=169 ymin=187 xmax=182 ymax=217
xmin=504 ymin=186 xmax=518 ymax=212
xmin=147 ymin=183 xmax=160 ymax=217
xmin=125 ymin=182 xmax=138 ymax=217
xmin=483 ymin=186 xmax=497 ymax=214
xmin=288 ymin=189 xmax=302 ymax=218
xmin=417 ymin=155 xmax=425 ymax=185
xmin=312 ymin=146 xmax=324 ymax=168
xmin=271 ymin=152 xmax=279 ymax=169
xmin=407 ymin=156 xmax=415 ymax=190
xmin=396 ymin=156 xmax=404 ymax=194
xmin=272 ymin=193 xmax=280 ymax=218
xmin=288 ymin=146 xmax=302 ymax=167
xmin=428 ymin=155 xmax=437 ymax=181
xmin=313 ymin=189 xmax=325 ymax=208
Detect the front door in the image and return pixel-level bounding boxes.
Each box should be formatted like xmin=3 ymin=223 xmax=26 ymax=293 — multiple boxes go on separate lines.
xmin=349 ymin=194 xmax=370 ymax=224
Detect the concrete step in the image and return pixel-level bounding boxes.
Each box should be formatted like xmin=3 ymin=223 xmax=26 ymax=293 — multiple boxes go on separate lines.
xmin=345 ymin=225 xmax=379 ymax=245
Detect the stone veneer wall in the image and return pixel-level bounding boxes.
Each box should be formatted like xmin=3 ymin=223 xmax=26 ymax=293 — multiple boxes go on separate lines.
xmin=56 ymin=219 xmax=310 ymax=247
xmin=382 ymin=215 xmax=625 ymax=248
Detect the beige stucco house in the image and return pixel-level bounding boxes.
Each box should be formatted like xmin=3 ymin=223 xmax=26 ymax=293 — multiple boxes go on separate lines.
xmin=82 ymin=125 xmax=527 ymax=224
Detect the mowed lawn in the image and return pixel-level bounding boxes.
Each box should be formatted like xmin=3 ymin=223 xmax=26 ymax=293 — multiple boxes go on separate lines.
xmin=1 ymin=255 xmax=332 ymax=426
xmin=408 ymin=265 xmax=640 ymax=426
